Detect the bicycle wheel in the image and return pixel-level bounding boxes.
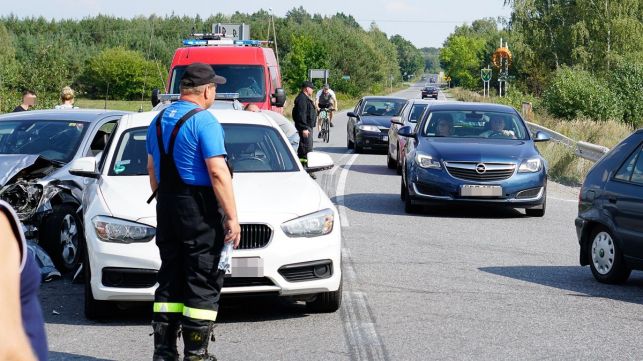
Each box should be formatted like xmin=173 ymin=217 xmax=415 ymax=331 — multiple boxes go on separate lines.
xmin=323 ymin=119 xmax=330 ymax=143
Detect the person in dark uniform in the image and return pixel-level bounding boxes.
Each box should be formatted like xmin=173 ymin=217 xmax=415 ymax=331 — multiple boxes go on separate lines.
xmin=0 ymin=200 xmax=48 ymax=361
xmin=292 ymin=80 xmax=316 ymax=160
xmin=146 ymin=63 xmax=241 ymax=361
xmin=13 ymin=90 xmax=37 ymax=112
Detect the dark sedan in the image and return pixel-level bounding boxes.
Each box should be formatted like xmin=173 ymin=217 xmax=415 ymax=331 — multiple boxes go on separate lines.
xmin=399 ymin=103 xmax=551 ymax=215
xmin=421 ymin=86 xmax=439 ymax=99
xmin=576 ymin=129 xmax=643 ymax=284
xmin=347 ymin=96 xmax=407 ymax=153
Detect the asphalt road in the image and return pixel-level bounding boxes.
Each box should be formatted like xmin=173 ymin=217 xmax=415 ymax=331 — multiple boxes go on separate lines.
xmin=42 ymin=83 xmax=643 ymax=360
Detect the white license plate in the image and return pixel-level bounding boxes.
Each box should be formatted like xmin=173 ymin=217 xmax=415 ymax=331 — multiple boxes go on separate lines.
xmin=460 ymin=185 xmax=502 ymax=197
xmin=231 ymin=257 xmax=264 ymax=277
xmin=382 ymin=136 xmax=388 ymax=141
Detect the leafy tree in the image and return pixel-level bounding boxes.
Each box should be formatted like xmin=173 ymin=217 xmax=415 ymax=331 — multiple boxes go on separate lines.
xmin=440 ymin=35 xmax=486 ymax=89
xmin=82 ymin=47 xmax=163 ymax=100
xmin=390 ymin=35 xmax=424 ymax=79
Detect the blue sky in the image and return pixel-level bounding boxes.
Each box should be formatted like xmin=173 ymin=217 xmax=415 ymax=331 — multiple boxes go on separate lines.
xmin=2 ymin=0 xmax=512 ymax=48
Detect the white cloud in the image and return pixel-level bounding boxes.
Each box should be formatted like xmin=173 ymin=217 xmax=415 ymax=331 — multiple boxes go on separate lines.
xmin=384 ymin=0 xmax=412 ymax=12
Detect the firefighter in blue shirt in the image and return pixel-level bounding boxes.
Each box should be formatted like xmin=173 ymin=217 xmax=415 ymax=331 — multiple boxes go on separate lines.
xmin=146 ymin=63 xmax=241 ymax=361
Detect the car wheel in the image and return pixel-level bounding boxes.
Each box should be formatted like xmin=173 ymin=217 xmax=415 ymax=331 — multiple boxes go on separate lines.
xmin=588 ymin=227 xmax=631 ymax=284
xmin=306 ymin=277 xmax=342 ymax=313
xmin=84 ymin=248 xmax=112 ymax=320
xmin=387 ymin=149 xmax=396 ymax=169
xmin=400 ymin=177 xmax=406 ymax=201
xmin=525 ymin=196 xmax=546 ymax=217
xmin=354 ymin=135 xmax=363 ymax=153
xmin=42 ymin=204 xmax=82 ymax=272
xmin=402 ymin=179 xmax=419 ymax=213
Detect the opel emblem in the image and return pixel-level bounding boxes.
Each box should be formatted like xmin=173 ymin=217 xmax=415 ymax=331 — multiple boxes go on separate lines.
xmin=475 ymin=163 xmax=487 ymax=174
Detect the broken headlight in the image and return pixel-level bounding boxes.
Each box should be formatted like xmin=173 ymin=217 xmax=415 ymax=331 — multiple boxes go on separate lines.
xmin=0 ymin=181 xmax=59 ymax=221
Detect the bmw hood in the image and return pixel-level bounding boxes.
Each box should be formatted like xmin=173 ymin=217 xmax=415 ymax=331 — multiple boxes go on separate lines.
xmin=100 ymin=172 xmax=326 ymax=226
xmin=421 ymin=138 xmax=538 ymax=163
xmin=358 ymin=116 xmax=393 ymax=129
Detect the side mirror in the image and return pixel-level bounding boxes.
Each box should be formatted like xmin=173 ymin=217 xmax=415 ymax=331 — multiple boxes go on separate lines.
xmin=534 ymin=131 xmax=551 ymax=142
xmin=271 ymin=88 xmax=286 ymax=107
xmin=151 ymin=88 xmax=160 ymax=107
xmin=347 ymin=112 xmax=359 ymax=119
xmin=305 ymin=152 xmax=334 ymax=173
xmin=69 ymin=157 xmax=100 ymax=179
xmin=397 ymin=125 xmax=416 ymax=138
xmin=390 ymin=116 xmax=403 ymax=126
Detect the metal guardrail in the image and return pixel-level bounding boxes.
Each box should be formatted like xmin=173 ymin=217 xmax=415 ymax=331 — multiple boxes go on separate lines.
xmin=525 ymin=121 xmax=609 ymax=162
xmin=521 ymin=102 xmax=609 ymax=163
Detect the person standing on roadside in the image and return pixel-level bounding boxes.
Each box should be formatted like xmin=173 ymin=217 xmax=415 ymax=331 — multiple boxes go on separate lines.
xmin=292 ymin=81 xmax=316 ymax=160
xmin=13 ymin=90 xmax=37 ymax=112
xmin=55 ymin=86 xmax=78 ymax=109
xmin=0 ymin=201 xmax=48 ymax=361
xmin=146 ymin=63 xmax=240 ymax=361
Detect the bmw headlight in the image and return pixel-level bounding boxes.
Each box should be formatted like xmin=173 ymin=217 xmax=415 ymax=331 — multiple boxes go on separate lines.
xmin=518 ymin=158 xmax=542 ymax=173
xmin=92 ymin=216 xmax=156 ymax=243
xmin=357 ymin=124 xmax=380 ymax=133
xmin=415 ymin=152 xmax=441 ymax=169
xmin=281 ymin=209 xmax=334 ymax=238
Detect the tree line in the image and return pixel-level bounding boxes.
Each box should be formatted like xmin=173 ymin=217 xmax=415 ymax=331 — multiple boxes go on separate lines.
xmin=0 ymin=8 xmax=425 ymax=112
xmin=439 ymin=0 xmax=643 ymax=126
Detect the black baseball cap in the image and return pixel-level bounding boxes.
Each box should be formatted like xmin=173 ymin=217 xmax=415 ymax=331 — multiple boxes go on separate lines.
xmin=301 ymin=80 xmax=315 ymax=89
xmin=181 ymin=63 xmax=226 ymax=87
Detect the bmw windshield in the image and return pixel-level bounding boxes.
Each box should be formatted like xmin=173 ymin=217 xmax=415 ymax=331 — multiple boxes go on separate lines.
xmin=170 ymin=65 xmax=266 ymax=103
xmin=422 ymin=111 xmax=529 ymax=140
xmin=0 ymin=119 xmax=88 ymax=163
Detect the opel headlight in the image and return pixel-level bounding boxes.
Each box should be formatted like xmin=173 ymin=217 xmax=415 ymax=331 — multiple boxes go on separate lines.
xmin=281 ymin=209 xmax=334 ymax=238
xmin=358 ymin=124 xmax=380 ymax=133
xmin=415 ymin=152 xmax=441 ymax=169
xmin=92 ymin=216 xmax=156 ymax=243
xmin=518 ymin=158 xmax=542 ymax=173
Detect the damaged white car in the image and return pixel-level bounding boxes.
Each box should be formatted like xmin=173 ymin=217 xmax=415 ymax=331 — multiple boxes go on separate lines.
xmin=0 ymin=110 xmax=127 ymax=272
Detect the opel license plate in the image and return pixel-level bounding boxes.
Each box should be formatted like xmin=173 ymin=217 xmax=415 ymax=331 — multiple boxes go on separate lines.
xmin=231 ymin=257 xmax=264 ymax=277
xmin=460 ymin=184 xmax=502 ymax=197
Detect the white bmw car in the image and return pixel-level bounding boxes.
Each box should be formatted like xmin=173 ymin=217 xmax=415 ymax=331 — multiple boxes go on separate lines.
xmin=69 ymin=109 xmax=342 ymax=319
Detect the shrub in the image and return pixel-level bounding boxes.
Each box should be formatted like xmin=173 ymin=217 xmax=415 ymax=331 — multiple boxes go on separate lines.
xmin=609 ymin=61 xmax=643 ymax=127
xmin=542 ymin=67 xmax=623 ymax=121
xmin=81 ymin=47 xmax=163 ymax=100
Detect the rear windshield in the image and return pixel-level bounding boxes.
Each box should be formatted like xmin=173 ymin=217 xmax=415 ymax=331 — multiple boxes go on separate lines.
xmin=360 ymin=99 xmax=406 ymax=117
xmin=170 ymin=65 xmax=266 ymax=103
xmin=422 ymin=110 xmax=529 ymax=140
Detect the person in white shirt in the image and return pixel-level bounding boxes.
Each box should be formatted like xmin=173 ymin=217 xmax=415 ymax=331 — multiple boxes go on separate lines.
xmin=315 ymin=84 xmax=338 ymax=133
xmin=55 ymin=86 xmax=78 ymax=109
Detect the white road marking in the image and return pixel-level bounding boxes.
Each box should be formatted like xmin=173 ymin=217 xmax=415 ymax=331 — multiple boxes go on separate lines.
xmin=336 ymin=153 xmax=359 ymax=228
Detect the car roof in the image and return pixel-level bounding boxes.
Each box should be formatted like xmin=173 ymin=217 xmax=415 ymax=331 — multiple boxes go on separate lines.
xmin=361 ymin=96 xmax=407 ymax=102
xmin=121 ymin=109 xmax=276 ymax=130
xmin=425 ymin=102 xmax=518 ymax=113
xmin=0 ymin=109 xmax=129 ymax=122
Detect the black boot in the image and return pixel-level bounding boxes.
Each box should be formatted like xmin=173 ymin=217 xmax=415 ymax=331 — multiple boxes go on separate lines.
xmin=182 ymin=324 xmax=217 ymax=361
xmin=152 ymin=321 xmax=180 ymax=361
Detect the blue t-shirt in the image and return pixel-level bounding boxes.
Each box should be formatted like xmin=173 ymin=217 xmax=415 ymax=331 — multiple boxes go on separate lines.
xmin=146 ymin=101 xmax=226 ymax=186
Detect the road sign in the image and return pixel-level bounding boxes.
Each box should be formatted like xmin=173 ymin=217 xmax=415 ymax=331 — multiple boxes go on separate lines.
xmin=309 ymin=69 xmax=329 ymax=81
xmin=342 ymin=75 xmax=351 ymax=80
xmin=481 ymin=68 xmax=492 ymax=82
xmin=212 ymin=23 xmax=250 ymax=40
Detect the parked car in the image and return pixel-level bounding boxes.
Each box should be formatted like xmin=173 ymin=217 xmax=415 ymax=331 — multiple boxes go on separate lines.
xmin=69 ymin=109 xmax=342 ymax=319
xmin=0 ymin=110 xmax=127 ymax=272
xmin=421 ymin=86 xmax=439 ymax=99
xmin=576 ymin=129 xmax=643 ymax=284
xmin=399 ymin=102 xmax=551 ymax=215
xmin=347 ymin=96 xmax=407 ymax=153
xmin=388 ymin=99 xmax=432 ymax=174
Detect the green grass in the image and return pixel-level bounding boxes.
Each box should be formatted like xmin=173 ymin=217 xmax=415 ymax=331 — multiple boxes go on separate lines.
xmin=74 ymin=98 xmax=154 ymax=112
xmin=446 ymin=87 xmax=634 ymax=186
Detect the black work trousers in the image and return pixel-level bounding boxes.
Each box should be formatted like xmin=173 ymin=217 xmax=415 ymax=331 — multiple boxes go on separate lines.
xmin=297 ymin=129 xmax=313 ymax=159
xmin=153 ymin=186 xmax=225 ymax=328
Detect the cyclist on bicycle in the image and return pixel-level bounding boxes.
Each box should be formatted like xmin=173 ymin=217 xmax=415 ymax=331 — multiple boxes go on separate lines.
xmin=316 ymin=83 xmax=338 ymax=138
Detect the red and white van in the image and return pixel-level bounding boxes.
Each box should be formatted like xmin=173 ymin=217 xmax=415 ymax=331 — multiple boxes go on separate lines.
xmin=160 ymin=36 xmax=286 ymax=112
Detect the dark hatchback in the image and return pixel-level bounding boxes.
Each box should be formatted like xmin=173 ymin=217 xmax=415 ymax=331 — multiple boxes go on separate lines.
xmin=347 ymin=96 xmax=407 ymax=153
xmin=399 ymin=103 xmax=551 ymax=215
xmin=576 ymin=129 xmax=643 ymax=284
xmin=421 ymin=86 xmax=439 ymax=99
